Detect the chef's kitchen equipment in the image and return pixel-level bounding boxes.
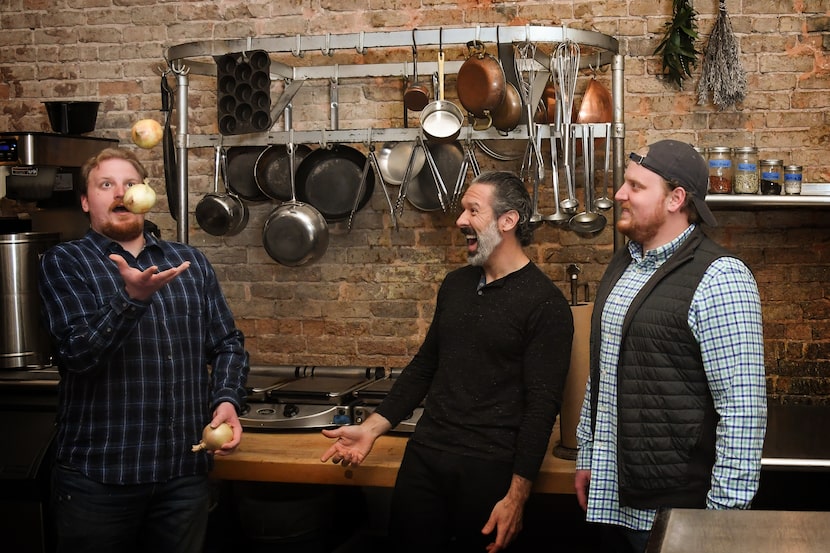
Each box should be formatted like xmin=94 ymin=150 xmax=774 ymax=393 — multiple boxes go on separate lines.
xmin=1 ymin=232 xmax=59 ymax=370
xmin=215 ymin=50 xmax=272 ymax=135
xmin=240 ymin=366 xmax=383 ymax=430
xmin=352 ymin=369 xmax=423 ymax=433
xmin=554 ymin=264 xmax=592 ymax=460
xmin=254 ymin=103 xmax=312 ymax=201
xmin=195 ymin=145 xmax=249 ymax=236
xmin=43 ymin=101 xmax=100 ymax=135
xmin=262 ymin=140 xmax=330 ymax=266
xmin=456 ymin=40 xmax=506 ymax=127
xmin=646 ymin=507 xmax=830 ymax=553
xmin=419 ymin=32 xmax=464 ymax=143
xmin=0 ymin=132 xmax=117 ymax=207
xmin=403 ymin=31 xmax=430 ymax=112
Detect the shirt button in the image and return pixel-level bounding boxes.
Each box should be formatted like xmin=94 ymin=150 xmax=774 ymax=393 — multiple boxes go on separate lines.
xmin=477 ymin=290 xmax=483 ymax=296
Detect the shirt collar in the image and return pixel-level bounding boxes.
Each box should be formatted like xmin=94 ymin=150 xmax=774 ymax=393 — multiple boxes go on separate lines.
xmin=626 ymin=223 xmax=696 ymax=267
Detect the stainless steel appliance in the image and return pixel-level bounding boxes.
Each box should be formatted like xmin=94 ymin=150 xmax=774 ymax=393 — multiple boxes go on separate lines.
xmin=240 ymin=365 xmax=383 ymax=430
xmin=0 ymin=132 xmax=118 ymax=203
xmin=1 ymin=232 xmax=59 ymax=370
xmin=352 ymin=370 xmax=423 ymax=433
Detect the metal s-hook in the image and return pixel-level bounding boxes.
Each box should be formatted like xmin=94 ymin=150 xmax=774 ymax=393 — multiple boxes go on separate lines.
xmin=321 ymin=33 xmax=333 ymax=56
xmin=356 ymin=31 xmax=366 ymax=55
xmin=292 ymin=34 xmax=303 ymax=58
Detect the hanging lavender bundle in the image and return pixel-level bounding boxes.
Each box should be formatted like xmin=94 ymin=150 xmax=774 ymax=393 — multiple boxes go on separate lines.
xmin=697 ymin=0 xmax=747 ymax=108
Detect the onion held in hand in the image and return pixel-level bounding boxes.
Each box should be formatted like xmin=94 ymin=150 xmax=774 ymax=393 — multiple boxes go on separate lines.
xmin=123 ymin=181 xmax=156 ymax=214
xmin=192 ymin=422 xmax=233 ymax=452
xmin=131 ymin=118 xmax=163 ymax=149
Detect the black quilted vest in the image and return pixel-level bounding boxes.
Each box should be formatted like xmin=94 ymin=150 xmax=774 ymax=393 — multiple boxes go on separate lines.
xmin=589 ymin=227 xmax=732 ymax=509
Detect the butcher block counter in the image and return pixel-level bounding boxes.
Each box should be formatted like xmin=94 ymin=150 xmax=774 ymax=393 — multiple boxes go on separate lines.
xmin=211 ymin=423 xmax=577 ymax=494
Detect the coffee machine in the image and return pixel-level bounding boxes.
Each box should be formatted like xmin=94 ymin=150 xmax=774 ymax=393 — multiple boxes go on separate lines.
xmin=0 ymin=131 xmax=118 ymax=238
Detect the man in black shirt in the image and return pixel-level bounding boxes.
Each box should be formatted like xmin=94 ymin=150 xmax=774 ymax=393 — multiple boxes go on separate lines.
xmin=321 ymin=171 xmax=573 ymax=553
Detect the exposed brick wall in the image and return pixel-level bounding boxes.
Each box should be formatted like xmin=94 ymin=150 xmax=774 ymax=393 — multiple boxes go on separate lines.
xmin=1 ymin=1 xmax=828 ymax=404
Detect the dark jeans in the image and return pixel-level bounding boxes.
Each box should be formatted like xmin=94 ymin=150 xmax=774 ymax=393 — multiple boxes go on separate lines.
xmin=389 ymin=440 xmax=522 ymax=553
xmin=51 ymin=464 xmax=210 ymax=553
xmin=596 ymin=522 xmax=652 ymax=553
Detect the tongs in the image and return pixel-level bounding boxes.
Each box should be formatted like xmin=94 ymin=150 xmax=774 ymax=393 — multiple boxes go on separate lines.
xmin=349 ymin=129 xmax=397 ymax=231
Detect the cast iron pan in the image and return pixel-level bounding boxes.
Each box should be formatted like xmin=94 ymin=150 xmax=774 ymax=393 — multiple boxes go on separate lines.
xmin=294 ymin=145 xmax=374 ymax=222
xmin=224 ymin=146 xmax=269 ymax=202
xmin=255 ymin=143 xmax=313 ymax=201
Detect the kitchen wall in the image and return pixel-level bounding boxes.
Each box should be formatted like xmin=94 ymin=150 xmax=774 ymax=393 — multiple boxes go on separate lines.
xmin=1 ymin=1 xmax=828 ymax=404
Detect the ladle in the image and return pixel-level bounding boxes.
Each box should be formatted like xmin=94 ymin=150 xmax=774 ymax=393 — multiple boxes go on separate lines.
xmin=594 ymin=122 xmax=614 ymax=210
xmin=569 ymin=124 xmax=607 ymax=235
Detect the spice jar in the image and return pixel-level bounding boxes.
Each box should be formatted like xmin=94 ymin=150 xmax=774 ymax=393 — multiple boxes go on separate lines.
xmin=707 ymin=147 xmax=733 ymax=194
xmin=759 ymin=159 xmax=783 ymax=195
xmin=733 ymin=147 xmax=759 ymax=194
xmin=784 ymin=165 xmax=803 ymax=195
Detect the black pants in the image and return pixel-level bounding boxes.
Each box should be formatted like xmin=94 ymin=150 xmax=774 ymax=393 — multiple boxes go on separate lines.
xmin=389 ymin=440 xmax=522 ymax=553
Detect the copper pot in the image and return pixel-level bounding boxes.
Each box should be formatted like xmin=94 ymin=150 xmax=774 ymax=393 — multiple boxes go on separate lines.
xmin=491 ymin=81 xmax=522 ymax=133
xmin=456 ymin=40 xmax=506 ymax=120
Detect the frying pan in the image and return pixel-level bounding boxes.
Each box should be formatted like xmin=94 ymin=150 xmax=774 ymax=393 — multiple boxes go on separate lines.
xmin=225 ymin=146 xmax=269 ymax=201
xmin=254 ymin=102 xmax=312 ymax=201
xmin=294 ymin=145 xmax=374 ymax=222
xmin=255 ymin=143 xmax=312 ymax=201
xmin=375 ymin=142 xmax=425 ymax=186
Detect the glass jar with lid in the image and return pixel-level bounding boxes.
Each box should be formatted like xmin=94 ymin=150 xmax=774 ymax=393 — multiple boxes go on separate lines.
xmin=707 ymin=147 xmax=733 ymax=194
xmin=784 ymin=165 xmax=803 ymax=195
xmin=759 ymin=159 xmax=783 ymax=195
xmin=733 ymin=147 xmax=759 ymax=194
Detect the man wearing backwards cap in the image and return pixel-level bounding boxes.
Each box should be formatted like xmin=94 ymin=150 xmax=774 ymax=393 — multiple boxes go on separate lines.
xmin=574 ymin=140 xmax=767 ymax=552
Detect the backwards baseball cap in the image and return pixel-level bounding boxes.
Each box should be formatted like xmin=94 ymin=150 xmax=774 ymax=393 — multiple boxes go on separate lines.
xmin=628 ymin=139 xmax=717 ymax=227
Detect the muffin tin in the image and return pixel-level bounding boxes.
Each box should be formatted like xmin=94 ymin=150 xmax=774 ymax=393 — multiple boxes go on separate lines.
xmin=215 ymin=50 xmax=272 ymax=135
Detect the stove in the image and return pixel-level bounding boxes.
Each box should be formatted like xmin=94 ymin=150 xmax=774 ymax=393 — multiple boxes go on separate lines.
xmin=351 ymin=373 xmax=424 ymax=433
xmin=239 ymin=365 xmax=383 ymax=431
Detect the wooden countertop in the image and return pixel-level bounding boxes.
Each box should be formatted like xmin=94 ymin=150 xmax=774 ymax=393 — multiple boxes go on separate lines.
xmin=211 ymin=423 xmax=577 ymax=494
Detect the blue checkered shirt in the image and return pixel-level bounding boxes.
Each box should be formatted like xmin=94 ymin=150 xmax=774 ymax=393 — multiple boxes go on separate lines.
xmin=38 ymin=229 xmax=249 ymax=485
xmin=575 ymin=224 xmax=767 ymax=530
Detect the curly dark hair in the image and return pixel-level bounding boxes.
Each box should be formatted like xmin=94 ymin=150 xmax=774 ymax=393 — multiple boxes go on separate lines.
xmin=471 ymin=171 xmax=535 ymax=246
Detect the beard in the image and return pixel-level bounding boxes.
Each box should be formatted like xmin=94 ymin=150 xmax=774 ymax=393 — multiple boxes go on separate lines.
xmin=615 ymin=203 xmax=666 ymax=246
xmin=101 ymin=218 xmax=144 ymax=242
xmin=467 ymin=218 xmax=502 ymax=266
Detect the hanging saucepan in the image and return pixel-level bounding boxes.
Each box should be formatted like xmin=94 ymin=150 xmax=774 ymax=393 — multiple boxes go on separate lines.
xmin=224 ymin=146 xmax=269 ymax=202
xmin=456 ymin=40 xmax=506 ymax=129
xmin=419 ymin=33 xmax=464 ymax=143
xmin=534 ymin=79 xmax=557 ymax=124
xmin=403 ymin=29 xmax=430 ymax=112
xmin=294 ymin=144 xmax=374 ymax=222
xmin=574 ymin=76 xmax=613 ymax=157
xmin=196 ymin=145 xmax=249 ymax=237
xmin=262 ymin=142 xmax=329 ymax=266
xmin=406 ymin=138 xmax=464 ymax=212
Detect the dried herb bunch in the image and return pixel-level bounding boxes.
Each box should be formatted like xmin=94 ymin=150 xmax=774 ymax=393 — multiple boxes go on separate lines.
xmin=654 ymin=0 xmax=701 ymax=89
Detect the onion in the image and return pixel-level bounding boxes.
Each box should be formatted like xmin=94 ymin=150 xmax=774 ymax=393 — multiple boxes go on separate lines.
xmin=131 ymin=118 xmax=164 ymax=149
xmin=122 ymin=180 xmax=157 ymax=214
xmin=191 ymin=422 xmax=233 ymax=452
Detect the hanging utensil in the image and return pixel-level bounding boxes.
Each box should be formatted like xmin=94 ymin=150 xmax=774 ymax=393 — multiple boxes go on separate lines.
xmin=568 ymin=124 xmax=606 ymax=236
xmin=404 ymin=30 xmax=430 ymax=112
xmin=594 ymin=122 xmax=614 ymax=211
xmin=543 ymin=123 xmax=570 ymax=225
xmin=160 ymin=69 xmax=178 ymax=220
xmin=262 ymin=137 xmax=330 ymax=267
xmin=554 ymin=40 xmax=580 ymax=214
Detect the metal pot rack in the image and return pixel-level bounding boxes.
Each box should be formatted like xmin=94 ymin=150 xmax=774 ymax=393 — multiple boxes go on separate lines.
xmin=165 ymin=25 xmax=625 ymax=243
